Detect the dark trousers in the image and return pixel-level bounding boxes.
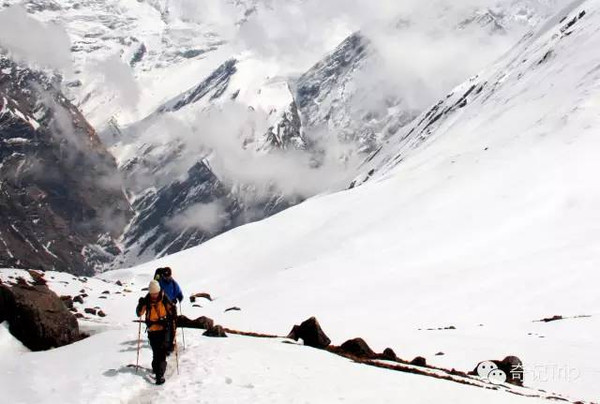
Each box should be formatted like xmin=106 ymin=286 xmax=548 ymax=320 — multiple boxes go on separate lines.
xmin=167 ymin=324 xmax=176 ymax=352
xmin=148 ymin=330 xmax=168 ymax=378
xmin=166 ymin=307 xmax=178 ymax=352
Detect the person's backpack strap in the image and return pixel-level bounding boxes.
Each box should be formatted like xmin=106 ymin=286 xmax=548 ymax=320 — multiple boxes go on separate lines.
xmin=144 ymin=295 xmax=152 ymax=327
xmin=144 ymin=292 xmax=172 ymax=329
xmin=162 ymin=293 xmax=177 ymax=321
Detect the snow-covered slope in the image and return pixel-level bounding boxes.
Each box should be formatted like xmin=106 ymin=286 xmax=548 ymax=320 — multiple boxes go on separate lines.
xmin=0 ymin=269 xmax=561 ymax=403
xmin=94 ymin=0 xmax=600 ymax=400
xmin=3 ymin=0 xmax=600 ymax=397
xmin=2 ymin=0 xmax=599 ymax=402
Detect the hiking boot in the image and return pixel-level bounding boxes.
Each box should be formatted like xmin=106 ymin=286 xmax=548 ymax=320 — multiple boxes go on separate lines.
xmin=156 ymin=376 xmax=166 ymax=385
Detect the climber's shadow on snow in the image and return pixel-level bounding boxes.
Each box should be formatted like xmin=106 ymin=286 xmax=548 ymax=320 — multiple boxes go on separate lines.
xmin=119 ymin=339 xmax=150 ymax=352
xmin=121 ymin=339 xmax=142 ymax=346
xmin=103 ymin=365 xmax=152 ymax=378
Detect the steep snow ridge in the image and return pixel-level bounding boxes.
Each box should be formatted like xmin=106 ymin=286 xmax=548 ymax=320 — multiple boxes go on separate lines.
xmin=124 ymin=53 xmax=305 ymax=156
xmin=357 ymin=0 xmax=597 ymax=184
xmin=294 ymin=32 xmax=396 ymax=156
xmin=94 ymin=0 xmax=600 ymax=400
xmin=293 ymin=0 xmax=563 ymax=163
xmin=156 ymin=59 xmax=238 ymax=114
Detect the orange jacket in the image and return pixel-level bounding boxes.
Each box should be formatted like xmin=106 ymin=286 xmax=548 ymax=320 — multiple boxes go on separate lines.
xmin=136 ymin=292 xmax=175 ymax=332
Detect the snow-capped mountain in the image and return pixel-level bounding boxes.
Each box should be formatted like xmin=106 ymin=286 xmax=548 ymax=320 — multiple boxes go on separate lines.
xmin=0 ymin=55 xmax=132 ymax=275
xmin=2 ymin=0 xmax=600 ymax=402
xmin=294 ymin=0 xmax=565 ymax=161
xmin=3 ymin=1 xmax=600 ymax=399
xmin=111 ymin=55 xmax=307 ymax=267
xmin=0 ymin=0 xmax=259 ymax=125
xmin=1 ymin=0 xmax=566 ymax=272
xmin=106 ymin=0 xmax=565 ymax=269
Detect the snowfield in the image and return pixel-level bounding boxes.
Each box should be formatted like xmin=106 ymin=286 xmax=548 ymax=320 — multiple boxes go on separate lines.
xmin=2 ymin=0 xmax=600 ymax=403
xmin=0 ymin=314 xmax=550 ymax=404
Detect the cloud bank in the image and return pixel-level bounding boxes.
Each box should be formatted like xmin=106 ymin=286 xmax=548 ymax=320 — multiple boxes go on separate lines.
xmin=166 ymin=201 xmax=228 ymax=234
xmin=0 ymin=5 xmax=72 ymax=72
xmin=92 ymin=54 xmax=141 ymax=110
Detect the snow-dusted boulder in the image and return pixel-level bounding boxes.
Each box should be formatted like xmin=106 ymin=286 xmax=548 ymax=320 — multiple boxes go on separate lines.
xmin=287 ymin=317 xmax=331 ymax=349
xmin=203 ymin=324 xmax=227 ymax=338
xmin=177 ymin=315 xmax=214 ymax=330
xmin=338 ymin=337 xmax=376 ymax=359
xmin=410 ymin=356 xmax=427 ymax=367
xmin=0 ymin=283 xmax=81 ymax=351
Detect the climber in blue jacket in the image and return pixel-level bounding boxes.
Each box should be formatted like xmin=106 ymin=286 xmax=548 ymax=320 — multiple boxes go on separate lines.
xmin=154 ymin=266 xmax=183 ymax=353
xmin=155 ymin=266 xmax=184 ymax=303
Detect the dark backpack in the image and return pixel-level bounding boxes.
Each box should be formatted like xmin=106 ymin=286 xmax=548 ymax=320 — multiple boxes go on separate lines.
xmin=154 ymin=267 xmax=166 ymax=281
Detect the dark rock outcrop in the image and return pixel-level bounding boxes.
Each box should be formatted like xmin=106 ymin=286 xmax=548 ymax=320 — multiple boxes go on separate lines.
xmin=0 ymin=286 xmax=5 ymax=323
xmin=60 ymin=295 xmax=74 ymax=309
xmin=27 ymin=270 xmax=47 ymax=286
xmin=537 ymin=315 xmax=563 ymax=323
xmin=189 ymin=292 xmax=213 ymax=303
xmin=177 ymin=315 xmax=214 ymax=330
xmin=410 ymin=356 xmax=427 ymax=367
xmin=339 ymin=338 xmax=376 ymax=359
xmin=0 ymin=283 xmax=80 ymax=351
xmin=0 ymin=55 xmax=133 ymax=275
xmin=379 ymin=348 xmax=399 ymax=361
xmin=203 ymin=324 xmax=227 ymax=338
xmin=287 ymin=317 xmax=331 ymax=349
xmin=120 ymin=160 xmax=242 ymax=261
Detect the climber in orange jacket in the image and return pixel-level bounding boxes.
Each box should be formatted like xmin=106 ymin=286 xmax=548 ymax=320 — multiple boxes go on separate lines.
xmin=136 ymin=280 xmax=176 ymax=385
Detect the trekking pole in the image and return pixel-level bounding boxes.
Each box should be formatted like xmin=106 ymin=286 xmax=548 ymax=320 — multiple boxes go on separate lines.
xmin=174 ymin=327 xmax=180 ymax=375
xmin=136 ymin=317 xmax=142 ymax=374
xmin=179 ymin=301 xmax=186 ymax=350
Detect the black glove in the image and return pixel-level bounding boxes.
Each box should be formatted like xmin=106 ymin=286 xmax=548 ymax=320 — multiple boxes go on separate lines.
xmin=136 ymin=297 xmax=145 ymax=316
